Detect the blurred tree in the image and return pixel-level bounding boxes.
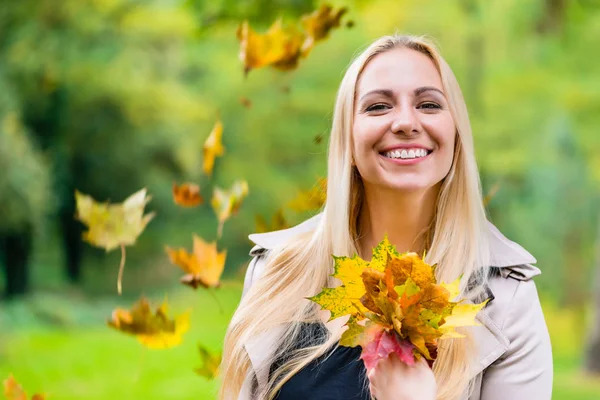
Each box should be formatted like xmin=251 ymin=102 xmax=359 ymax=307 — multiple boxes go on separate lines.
xmin=585 ymin=215 xmax=600 ymax=374
xmin=0 ymin=71 xmax=54 ymax=298
xmin=0 ymin=0 xmax=210 ymax=292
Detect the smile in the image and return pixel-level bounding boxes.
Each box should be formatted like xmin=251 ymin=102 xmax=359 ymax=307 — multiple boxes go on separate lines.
xmin=381 ymin=148 xmax=431 ymax=160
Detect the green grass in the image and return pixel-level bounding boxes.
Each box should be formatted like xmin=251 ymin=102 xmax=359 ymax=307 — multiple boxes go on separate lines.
xmin=1 ymin=287 xmax=600 ymax=399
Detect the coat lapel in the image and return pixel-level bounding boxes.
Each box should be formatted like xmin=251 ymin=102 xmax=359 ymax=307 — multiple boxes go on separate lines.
xmin=243 ymin=213 xmax=540 ymax=395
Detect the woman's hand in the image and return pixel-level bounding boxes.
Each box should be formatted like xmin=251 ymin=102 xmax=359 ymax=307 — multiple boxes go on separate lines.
xmin=367 ymin=354 xmax=437 ymax=400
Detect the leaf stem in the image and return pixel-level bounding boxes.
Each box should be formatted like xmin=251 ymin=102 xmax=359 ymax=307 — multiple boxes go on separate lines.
xmin=118 ymin=244 xmax=126 ymax=295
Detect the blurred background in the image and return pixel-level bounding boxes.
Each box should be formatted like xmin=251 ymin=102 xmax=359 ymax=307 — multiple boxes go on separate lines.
xmin=0 ymin=0 xmax=599 ymax=399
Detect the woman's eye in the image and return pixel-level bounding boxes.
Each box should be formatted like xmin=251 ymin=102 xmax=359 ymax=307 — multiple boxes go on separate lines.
xmin=418 ymin=102 xmax=441 ymax=110
xmin=366 ymin=103 xmax=389 ymax=112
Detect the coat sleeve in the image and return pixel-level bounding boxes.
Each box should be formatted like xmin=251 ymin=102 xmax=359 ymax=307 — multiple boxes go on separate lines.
xmin=480 ymin=278 xmax=553 ymax=400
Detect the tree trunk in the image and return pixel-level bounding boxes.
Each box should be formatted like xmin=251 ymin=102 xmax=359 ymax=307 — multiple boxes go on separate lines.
xmin=2 ymin=227 xmax=33 ymax=299
xmin=585 ymin=215 xmax=600 ymax=374
xmin=59 ymin=201 xmax=83 ymax=283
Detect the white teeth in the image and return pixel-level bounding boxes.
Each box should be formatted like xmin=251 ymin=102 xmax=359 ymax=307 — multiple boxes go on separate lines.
xmin=383 ymin=148 xmax=429 ymax=160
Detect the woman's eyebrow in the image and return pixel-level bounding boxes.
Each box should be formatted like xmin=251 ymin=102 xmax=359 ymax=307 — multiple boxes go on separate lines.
xmin=358 ymin=89 xmax=394 ymax=103
xmin=358 ymin=86 xmax=445 ymax=103
xmin=414 ymin=86 xmax=445 ymax=97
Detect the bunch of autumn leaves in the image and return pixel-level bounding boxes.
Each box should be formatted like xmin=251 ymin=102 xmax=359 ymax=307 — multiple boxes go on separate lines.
xmin=310 ymin=238 xmax=488 ymax=369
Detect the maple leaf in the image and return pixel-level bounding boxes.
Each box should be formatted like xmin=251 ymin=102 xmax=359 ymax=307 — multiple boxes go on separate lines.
xmin=107 ymin=297 xmax=189 ymax=349
xmin=300 ymin=4 xmax=348 ymax=55
xmin=166 ymin=235 xmax=226 ymax=289
xmin=75 ymin=188 xmax=155 ymax=294
xmin=309 ymin=237 xmax=488 ymax=367
xmin=288 ymin=177 xmax=327 ymax=212
xmin=195 ymin=344 xmax=222 ymax=380
xmin=236 ymin=19 xmax=305 ymax=76
xmin=255 ymin=208 xmax=289 ymax=233
xmin=172 ymin=182 xmax=203 ymax=208
xmin=308 ymin=255 xmax=370 ymax=320
xmin=203 ymin=119 xmax=225 ymax=176
xmin=211 ymin=180 xmax=249 ymax=238
xmin=3 ymin=375 xmax=45 ymax=400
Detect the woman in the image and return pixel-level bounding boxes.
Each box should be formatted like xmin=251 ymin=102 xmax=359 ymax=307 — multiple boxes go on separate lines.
xmin=220 ymin=35 xmax=553 ymax=400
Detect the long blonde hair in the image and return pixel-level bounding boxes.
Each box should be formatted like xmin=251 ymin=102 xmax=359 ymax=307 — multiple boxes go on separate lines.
xmin=219 ymin=34 xmax=491 ymax=400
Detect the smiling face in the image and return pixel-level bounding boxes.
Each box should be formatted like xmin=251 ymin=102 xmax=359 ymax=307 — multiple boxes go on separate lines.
xmin=352 ymin=47 xmax=456 ymax=195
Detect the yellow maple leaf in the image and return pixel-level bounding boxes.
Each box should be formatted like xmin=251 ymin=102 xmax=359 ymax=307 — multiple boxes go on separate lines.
xmin=211 ymin=180 xmax=249 ymax=238
xmin=300 ymin=4 xmax=348 ymax=55
xmin=236 ymin=19 xmax=305 ymax=75
xmin=439 ymin=301 xmax=488 ymax=339
xmin=3 ymin=375 xmax=45 ymax=400
xmin=203 ymin=119 xmax=225 ymax=176
xmin=166 ymin=235 xmax=226 ymax=289
xmin=255 ymin=208 xmax=289 ymax=233
xmin=288 ymin=177 xmax=327 ymax=212
xmin=107 ymin=297 xmax=189 ymax=349
xmin=75 ymin=188 xmax=155 ymax=294
xmin=195 ymin=344 xmax=222 ymax=380
xmin=308 ymin=255 xmax=370 ymax=320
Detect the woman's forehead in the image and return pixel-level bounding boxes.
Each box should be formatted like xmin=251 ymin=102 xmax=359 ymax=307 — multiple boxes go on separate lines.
xmin=356 ymin=48 xmax=443 ymax=96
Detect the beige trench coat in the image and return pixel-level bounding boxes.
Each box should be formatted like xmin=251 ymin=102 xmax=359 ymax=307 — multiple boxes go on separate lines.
xmin=237 ymin=214 xmax=553 ymax=400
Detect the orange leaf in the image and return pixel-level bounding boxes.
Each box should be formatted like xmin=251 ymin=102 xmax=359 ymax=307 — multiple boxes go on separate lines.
xmin=107 ymin=297 xmax=189 ymax=349
xmin=3 ymin=375 xmax=45 ymax=400
xmin=166 ymin=235 xmax=226 ymax=289
xmin=203 ymin=119 xmax=225 ymax=176
xmin=172 ymin=182 xmax=203 ymax=208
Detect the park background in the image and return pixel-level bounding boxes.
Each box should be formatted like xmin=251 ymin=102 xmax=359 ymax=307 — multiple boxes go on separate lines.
xmin=1 ymin=0 xmax=599 ymax=399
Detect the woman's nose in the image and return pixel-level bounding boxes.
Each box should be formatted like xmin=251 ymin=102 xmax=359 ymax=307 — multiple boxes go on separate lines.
xmin=390 ymin=107 xmax=420 ymax=136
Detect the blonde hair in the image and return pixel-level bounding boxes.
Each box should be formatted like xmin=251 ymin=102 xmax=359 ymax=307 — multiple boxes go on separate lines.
xmin=219 ymin=34 xmax=491 ymax=400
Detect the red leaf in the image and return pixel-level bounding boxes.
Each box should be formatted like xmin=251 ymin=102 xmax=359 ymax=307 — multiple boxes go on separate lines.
xmin=360 ymin=328 xmax=416 ymax=371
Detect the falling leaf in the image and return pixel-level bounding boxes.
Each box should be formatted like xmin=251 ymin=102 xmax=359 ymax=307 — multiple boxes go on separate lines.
xmin=288 ymin=177 xmax=327 ymax=212
xmin=236 ymin=4 xmax=347 ymax=75
xmin=255 ymin=209 xmax=289 ymax=233
xmin=483 ymin=182 xmax=501 ymax=206
xmin=236 ymin=19 xmax=305 ymax=75
xmin=172 ymin=182 xmax=203 ymax=208
xmin=203 ymin=119 xmax=225 ymax=176
xmin=166 ymin=235 xmax=226 ymax=289
xmin=300 ymin=4 xmax=348 ymax=55
xmin=107 ymin=297 xmax=189 ymax=349
xmin=308 ymin=237 xmax=488 ymax=368
xmin=211 ymin=180 xmax=249 ymax=238
xmin=195 ymin=344 xmax=222 ymax=379
xmin=240 ymin=97 xmax=252 ymax=108
xmin=3 ymin=374 xmax=45 ymax=400
xmin=75 ymin=189 xmax=155 ymax=294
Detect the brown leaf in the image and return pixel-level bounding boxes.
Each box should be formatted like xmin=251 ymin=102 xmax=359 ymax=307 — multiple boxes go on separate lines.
xmin=255 ymin=209 xmax=289 ymax=233
xmin=172 ymin=182 xmax=203 ymax=208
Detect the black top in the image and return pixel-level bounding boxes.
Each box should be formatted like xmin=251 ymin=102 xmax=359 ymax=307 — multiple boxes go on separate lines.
xmin=269 ymin=323 xmax=371 ymax=400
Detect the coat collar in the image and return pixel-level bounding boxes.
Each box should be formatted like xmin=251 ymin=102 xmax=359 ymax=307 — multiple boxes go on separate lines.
xmin=249 ymin=212 xmax=538 ymax=271
xmin=243 ymin=213 xmax=540 ymax=397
